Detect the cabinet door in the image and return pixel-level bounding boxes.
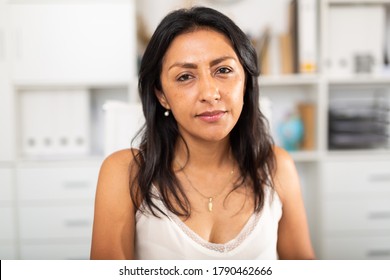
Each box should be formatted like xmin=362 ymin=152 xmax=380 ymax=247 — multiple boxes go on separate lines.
xmin=322 ymin=160 xmax=390 ymax=195
xmin=0 ymin=243 xmax=17 ymax=260
xmin=0 ymin=168 xmax=13 ymax=202
xmin=17 ymin=165 xmax=99 ymax=201
xmin=0 ymin=205 xmax=17 ymax=259
xmin=322 ymin=197 xmax=390 ymax=232
xmin=323 ymin=235 xmax=390 ymax=260
xmin=9 ymin=2 xmax=136 ymax=84
xmin=0 ymin=206 xmax=16 ymax=240
xmin=20 ymin=242 xmax=90 ymax=260
xmin=19 ymin=204 xmax=94 ymax=240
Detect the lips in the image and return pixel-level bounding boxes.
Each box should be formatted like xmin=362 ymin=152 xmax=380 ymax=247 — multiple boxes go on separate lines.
xmin=196 ymin=110 xmax=226 ymax=122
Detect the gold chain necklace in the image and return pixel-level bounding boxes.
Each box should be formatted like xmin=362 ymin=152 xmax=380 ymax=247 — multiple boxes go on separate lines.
xmin=177 ymin=161 xmax=235 ymax=212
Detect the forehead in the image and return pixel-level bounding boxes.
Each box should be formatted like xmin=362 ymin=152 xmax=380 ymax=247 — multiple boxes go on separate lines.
xmin=162 ymin=28 xmax=238 ymax=64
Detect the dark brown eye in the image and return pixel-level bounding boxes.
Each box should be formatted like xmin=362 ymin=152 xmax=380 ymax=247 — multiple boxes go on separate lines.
xmin=177 ymin=74 xmax=192 ymax=82
xmin=216 ymin=67 xmax=232 ymax=74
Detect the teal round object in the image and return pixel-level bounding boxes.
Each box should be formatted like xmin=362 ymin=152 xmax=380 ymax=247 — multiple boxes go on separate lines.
xmin=278 ymin=116 xmax=304 ymax=151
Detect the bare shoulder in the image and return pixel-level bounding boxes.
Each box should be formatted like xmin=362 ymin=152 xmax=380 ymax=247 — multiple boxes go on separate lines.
xmin=98 ymin=149 xmax=139 ymax=183
xmin=272 ymin=146 xmax=315 ymax=259
xmin=94 ymin=148 xmax=141 ymax=218
xmin=101 ymin=148 xmax=137 ymax=171
xmin=90 ymin=148 xmax=139 ymax=259
xmin=271 ymin=146 xmax=301 ymax=204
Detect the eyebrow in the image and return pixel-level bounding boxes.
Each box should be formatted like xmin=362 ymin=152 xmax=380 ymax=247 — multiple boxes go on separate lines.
xmin=168 ymin=56 xmax=237 ymax=71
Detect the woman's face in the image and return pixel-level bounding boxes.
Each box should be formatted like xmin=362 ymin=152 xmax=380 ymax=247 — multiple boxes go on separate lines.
xmin=156 ymin=28 xmax=246 ymax=143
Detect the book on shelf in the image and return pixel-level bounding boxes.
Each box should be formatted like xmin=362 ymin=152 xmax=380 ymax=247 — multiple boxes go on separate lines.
xmin=297 ymin=0 xmax=317 ymax=74
xmin=290 ymin=0 xmax=299 ymax=74
xmin=279 ymin=32 xmax=294 ymax=74
xmin=278 ymin=0 xmax=300 ymax=75
xmin=278 ymin=0 xmax=317 ymax=75
xmin=256 ymin=26 xmax=271 ymax=75
xmin=384 ymin=5 xmax=390 ymax=73
xmin=298 ymin=102 xmax=316 ymax=150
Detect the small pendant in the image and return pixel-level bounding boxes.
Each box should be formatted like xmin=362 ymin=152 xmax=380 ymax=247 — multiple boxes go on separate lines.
xmin=208 ymin=197 xmax=213 ymax=212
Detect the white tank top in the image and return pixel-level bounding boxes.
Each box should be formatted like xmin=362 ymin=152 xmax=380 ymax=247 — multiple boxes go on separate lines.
xmin=135 ymin=185 xmax=282 ymax=259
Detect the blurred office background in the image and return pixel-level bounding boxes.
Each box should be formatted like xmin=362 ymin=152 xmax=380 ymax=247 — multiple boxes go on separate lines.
xmin=0 ymin=0 xmax=390 ymax=259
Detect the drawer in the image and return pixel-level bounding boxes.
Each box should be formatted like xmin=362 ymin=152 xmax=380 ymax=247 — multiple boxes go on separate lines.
xmin=322 ymin=235 xmax=390 ymax=260
xmin=0 ymin=243 xmax=17 ymax=260
xmin=0 ymin=168 xmax=14 ymax=202
xmin=20 ymin=242 xmax=91 ymax=260
xmin=322 ymin=160 xmax=390 ymax=195
xmin=19 ymin=204 xmax=94 ymax=239
xmin=323 ymin=197 xmax=390 ymax=232
xmin=17 ymin=166 xmax=99 ymax=201
xmin=0 ymin=206 xmax=16 ymax=240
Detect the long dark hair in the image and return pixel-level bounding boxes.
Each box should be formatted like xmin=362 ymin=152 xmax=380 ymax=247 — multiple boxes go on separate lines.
xmin=132 ymin=6 xmax=275 ymax=217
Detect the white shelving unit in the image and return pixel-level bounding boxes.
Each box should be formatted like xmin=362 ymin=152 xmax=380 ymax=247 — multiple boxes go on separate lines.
xmin=318 ymin=0 xmax=390 ymax=259
xmin=0 ymin=0 xmax=390 ymax=260
xmin=0 ymin=0 xmax=137 ymax=259
xmin=260 ymin=0 xmax=390 ymax=259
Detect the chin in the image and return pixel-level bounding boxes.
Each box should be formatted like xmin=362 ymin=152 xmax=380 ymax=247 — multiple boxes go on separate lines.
xmin=200 ymin=131 xmax=231 ymax=143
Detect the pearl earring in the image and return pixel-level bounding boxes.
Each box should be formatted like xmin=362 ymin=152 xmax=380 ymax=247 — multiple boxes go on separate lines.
xmin=164 ymin=110 xmax=170 ymax=117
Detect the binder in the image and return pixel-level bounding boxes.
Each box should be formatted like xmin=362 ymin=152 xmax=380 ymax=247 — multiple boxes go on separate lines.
xmin=297 ymin=0 xmax=317 ymax=74
xmin=20 ymin=91 xmax=52 ymax=156
xmin=20 ymin=89 xmax=90 ymax=158
xmin=57 ymin=90 xmax=90 ymax=156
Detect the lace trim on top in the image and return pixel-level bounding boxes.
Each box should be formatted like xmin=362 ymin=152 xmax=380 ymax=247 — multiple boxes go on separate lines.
xmin=143 ymin=185 xmax=270 ymax=254
xmin=166 ymin=209 xmax=261 ymax=253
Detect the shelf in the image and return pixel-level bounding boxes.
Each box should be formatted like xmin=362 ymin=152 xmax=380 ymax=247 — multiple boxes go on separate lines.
xmin=327 ymin=0 xmax=390 ymax=5
xmin=327 ymin=75 xmax=390 ymax=85
xmin=325 ymin=149 xmax=390 ymax=160
xmin=259 ymin=74 xmax=320 ymax=87
xmin=13 ymin=80 xmax=131 ymax=90
xmin=289 ymin=150 xmax=321 ymax=162
xmin=8 ymin=0 xmax=130 ymax=3
xmin=14 ymin=157 xmax=103 ymax=168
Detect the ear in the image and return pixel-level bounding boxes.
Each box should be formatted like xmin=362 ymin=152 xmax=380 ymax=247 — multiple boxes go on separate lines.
xmin=155 ymin=88 xmax=170 ymax=110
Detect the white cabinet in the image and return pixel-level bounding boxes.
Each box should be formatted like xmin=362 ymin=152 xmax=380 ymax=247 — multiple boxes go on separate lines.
xmin=0 ymin=167 xmax=13 ymax=202
xmin=17 ymin=164 xmax=97 ymax=201
xmin=0 ymin=167 xmax=17 ymax=259
xmin=9 ymin=2 xmax=136 ymax=84
xmin=323 ymin=235 xmax=390 ymax=260
xmin=320 ymin=159 xmax=390 ymax=259
xmin=16 ymin=162 xmax=100 ymax=260
xmin=0 ymin=0 xmax=138 ymax=260
xmin=21 ymin=243 xmax=92 ymax=260
xmin=0 ymin=207 xmax=16 ymax=240
xmin=322 ymin=160 xmax=390 ymax=195
xmin=316 ymin=0 xmax=390 ymax=259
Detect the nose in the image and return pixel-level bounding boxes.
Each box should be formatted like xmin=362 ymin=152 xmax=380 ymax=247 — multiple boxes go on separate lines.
xmin=198 ymin=75 xmax=220 ymax=103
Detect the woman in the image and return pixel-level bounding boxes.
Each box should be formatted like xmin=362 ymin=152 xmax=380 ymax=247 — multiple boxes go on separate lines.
xmin=90 ymin=6 xmax=314 ymax=260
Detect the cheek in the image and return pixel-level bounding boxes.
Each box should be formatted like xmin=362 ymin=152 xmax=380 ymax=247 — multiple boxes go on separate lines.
xmin=229 ymin=80 xmax=245 ymax=103
xmin=168 ymin=92 xmax=197 ymax=117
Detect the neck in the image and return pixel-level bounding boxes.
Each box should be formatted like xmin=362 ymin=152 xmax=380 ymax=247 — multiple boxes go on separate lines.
xmin=174 ymin=138 xmax=232 ymax=171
